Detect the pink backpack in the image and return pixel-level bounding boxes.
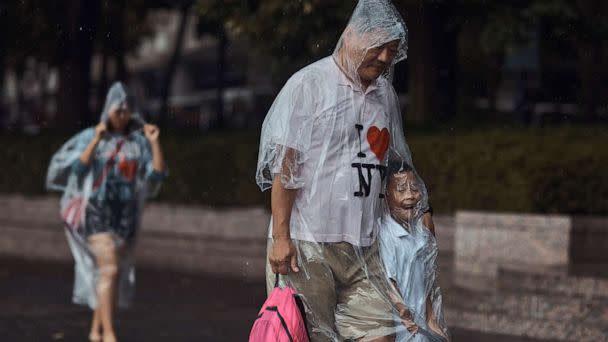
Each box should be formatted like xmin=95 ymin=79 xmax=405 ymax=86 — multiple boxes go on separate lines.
xmin=249 ymin=275 xmax=310 ymax=342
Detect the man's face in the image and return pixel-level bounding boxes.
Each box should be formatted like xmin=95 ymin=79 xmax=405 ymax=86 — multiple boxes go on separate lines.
xmin=387 ymin=171 xmax=422 ymax=223
xmin=357 ymin=40 xmax=399 ymax=84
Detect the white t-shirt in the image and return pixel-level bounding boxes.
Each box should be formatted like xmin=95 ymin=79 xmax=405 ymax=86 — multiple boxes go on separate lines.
xmin=266 ymin=57 xmax=401 ymax=246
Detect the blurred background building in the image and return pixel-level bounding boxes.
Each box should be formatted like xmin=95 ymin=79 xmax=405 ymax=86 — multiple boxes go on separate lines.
xmin=2 ymin=0 xmax=607 ymax=133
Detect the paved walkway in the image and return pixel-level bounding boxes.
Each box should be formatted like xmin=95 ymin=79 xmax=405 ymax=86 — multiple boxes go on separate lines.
xmin=0 ymin=257 xmax=551 ymax=342
xmin=0 ymin=257 xmax=265 ymax=341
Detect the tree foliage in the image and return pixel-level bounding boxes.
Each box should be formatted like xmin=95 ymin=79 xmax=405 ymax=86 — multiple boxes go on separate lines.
xmin=196 ymin=0 xmax=354 ymax=83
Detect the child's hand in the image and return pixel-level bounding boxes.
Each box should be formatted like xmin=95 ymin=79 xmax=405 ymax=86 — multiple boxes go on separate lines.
xmin=427 ymin=316 xmax=449 ymax=340
xmin=395 ymin=303 xmax=418 ymax=335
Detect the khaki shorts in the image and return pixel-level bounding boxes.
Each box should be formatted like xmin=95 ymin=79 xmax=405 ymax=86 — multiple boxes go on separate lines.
xmin=266 ymin=240 xmax=396 ymax=342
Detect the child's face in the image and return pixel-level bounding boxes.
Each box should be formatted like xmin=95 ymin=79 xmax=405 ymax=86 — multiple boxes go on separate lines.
xmin=387 ymin=171 xmax=422 ymax=223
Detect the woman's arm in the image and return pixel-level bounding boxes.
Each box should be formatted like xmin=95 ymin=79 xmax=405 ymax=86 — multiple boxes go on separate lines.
xmin=79 ymin=122 xmax=106 ymax=167
xmin=150 ymin=139 xmax=165 ymax=172
xmin=143 ymin=124 xmax=165 ymax=172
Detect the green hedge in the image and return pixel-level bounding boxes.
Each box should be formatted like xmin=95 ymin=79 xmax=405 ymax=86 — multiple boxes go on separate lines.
xmin=409 ymin=126 xmax=608 ymax=215
xmin=2 ymin=125 xmax=606 ymax=214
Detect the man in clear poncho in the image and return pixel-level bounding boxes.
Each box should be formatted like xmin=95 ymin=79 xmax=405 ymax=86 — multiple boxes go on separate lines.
xmin=256 ymin=1 xmax=429 ymax=340
xmin=46 ymin=82 xmax=167 ymax=342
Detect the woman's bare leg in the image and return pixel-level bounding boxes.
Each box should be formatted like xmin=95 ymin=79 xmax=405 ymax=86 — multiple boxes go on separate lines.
xmin=89 ymin=307 xmax=102 ymax=341
xmin=89 ymin=233 xmax=119 ymax=342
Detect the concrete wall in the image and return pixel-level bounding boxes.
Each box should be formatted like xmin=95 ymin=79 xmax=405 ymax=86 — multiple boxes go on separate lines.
xmin=454 ymin=211 xmax=572 ymax=277
xmin=0 ymin=195 xmax=459 ymax=281
xmin=454 ymin=211 xmax=608 ymax=281
xmin=2 ymin=195 xmax=605 ymax=283
xmin=571 ymin=216 xmax=608 ymax=263
xmin=0 ymin=195 xmax=269 ymax=281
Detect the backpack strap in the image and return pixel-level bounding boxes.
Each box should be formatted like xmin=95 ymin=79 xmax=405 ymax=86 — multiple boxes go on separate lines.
xmin=270 ymin=273 xmax=311 ymax=341
xmin=92 ymin=139 xmax=125 ymax=190
xmin=265 ymin=306 xmax=294 ymax=342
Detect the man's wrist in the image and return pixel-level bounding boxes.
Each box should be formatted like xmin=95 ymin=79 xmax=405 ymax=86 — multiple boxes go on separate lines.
xmin=272 ymin=234 xmax=291 ymax=241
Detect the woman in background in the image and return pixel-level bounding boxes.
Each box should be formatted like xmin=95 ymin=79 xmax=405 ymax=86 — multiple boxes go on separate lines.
xmin=46 ymin=82 xmax=167 ymax=342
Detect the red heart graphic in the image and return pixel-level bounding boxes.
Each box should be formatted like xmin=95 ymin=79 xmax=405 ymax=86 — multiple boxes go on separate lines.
xmin=367 ymin=126 xmax=390 ymax=161
xmin=119 ymin=159 xmax=138 ymax=181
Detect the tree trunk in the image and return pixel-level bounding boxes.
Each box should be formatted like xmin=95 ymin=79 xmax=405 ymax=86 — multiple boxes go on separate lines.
xmin=97 ymin=42 xmax=109 ymax=111
xmin=437 ymin=5 xmax=459 ymax=121
xmin=400 ymin=1 xmax=445 ymax=125
xmin=113 ymin=0 xmax=128 ymax=82
xmin=97 ymin=4 xmax=110 ymax=112
xmin=576 ymin=0 xmax=604 ymax=121
xmin=57 ymin=0 xmax=101 ymax=129
xmin=578 ymin=43 xmax=601 ymax=121
xmin=0 ymin=35 xmax=5 ymax=131
xmin=159 ymin=2 xmax=193 ymax=128
xmin=0 ymin=2 xmax=11 ymax=131
xmin=486 ymin=51 xmax=504 ymax=115
xmin=216 ymin=30 xmax=227 ymax=129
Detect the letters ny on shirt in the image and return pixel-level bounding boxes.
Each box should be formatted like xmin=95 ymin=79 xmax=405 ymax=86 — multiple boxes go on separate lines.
xmin=352 ymin=123 xmax=389 ymax=198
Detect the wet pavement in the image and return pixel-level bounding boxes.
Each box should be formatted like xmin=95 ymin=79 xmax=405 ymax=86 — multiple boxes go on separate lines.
xmin=0 ymin=257 xmax=547 ymax=342
xmin=0 ymin=257 xmax=265 ymax=341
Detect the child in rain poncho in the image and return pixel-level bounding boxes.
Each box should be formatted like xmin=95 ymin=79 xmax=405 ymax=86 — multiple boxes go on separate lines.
xmin=379 ymin=161 xmax=449 ymax=342
xmin=46 ymin=82 xmax=167 ymax=342
xmin=256 ymin=0 xmax=428 ymax=340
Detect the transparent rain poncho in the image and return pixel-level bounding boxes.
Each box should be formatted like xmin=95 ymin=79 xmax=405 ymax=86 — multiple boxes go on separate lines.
xmin=256 ymin=0 xmax=447 ymax=340
xmin=46 ymin=82 xmax=166 ymax=309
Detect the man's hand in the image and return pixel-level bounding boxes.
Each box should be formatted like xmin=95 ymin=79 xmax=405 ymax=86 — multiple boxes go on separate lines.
xmin=269 ymin=237 xmax=299 ymax=275
xmin=395 ymin=302 xmax=419 ymax=335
